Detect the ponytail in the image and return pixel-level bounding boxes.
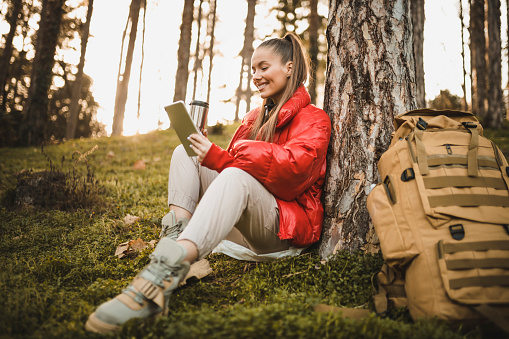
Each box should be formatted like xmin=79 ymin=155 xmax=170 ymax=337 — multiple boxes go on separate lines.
xmin=249 ymin=32 xmax=310 ymax=142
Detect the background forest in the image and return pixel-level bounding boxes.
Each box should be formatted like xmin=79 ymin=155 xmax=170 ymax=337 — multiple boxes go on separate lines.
xmin=1 ymin=0 xmax=508 ymax=148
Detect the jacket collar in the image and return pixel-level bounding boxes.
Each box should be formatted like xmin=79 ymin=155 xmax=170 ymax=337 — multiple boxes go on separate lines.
xmin=276 ymin=85 xmax=311 ymax=128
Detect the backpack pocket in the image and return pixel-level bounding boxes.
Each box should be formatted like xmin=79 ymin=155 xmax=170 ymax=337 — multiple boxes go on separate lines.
xmin=367 ymin=183 xmax=418 ymax=267
xmin=437 ymin=237 xmax=509 ymax=305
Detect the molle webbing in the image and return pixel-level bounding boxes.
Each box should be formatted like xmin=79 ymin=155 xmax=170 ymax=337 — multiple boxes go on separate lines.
xmin=438 ymin=240 xmax=509 ymax=254
xmin=438 ymin=240 xmax=509 ymax=290
xmin=428 ymin=194 xmax=509 ymax=208
xmin=426 ymin=155 xmax=499 ymax=170
xmin=423 ymin=176 xmax=507 ymax=190
xmin=449 ymin=276 xmax=509 ymax=289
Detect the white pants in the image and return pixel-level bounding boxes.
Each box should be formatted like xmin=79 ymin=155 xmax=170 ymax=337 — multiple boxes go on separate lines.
xmin=168 ymin=145 xmax=290 ymax=259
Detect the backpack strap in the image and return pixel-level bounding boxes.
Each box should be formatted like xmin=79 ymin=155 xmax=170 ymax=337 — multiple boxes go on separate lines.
xmin=473 ymin=304 xmax=509 ymax=333
xmin=462 ymin=122 xmax=479 ymax=177
xmin=414 ymin=128 xmax=430 ymax=175
xmin=491 ymin=140 xmax=509 ymax=191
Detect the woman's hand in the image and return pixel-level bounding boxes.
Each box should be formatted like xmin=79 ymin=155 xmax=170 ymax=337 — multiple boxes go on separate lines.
xmin=188 ymin=133 xmax=212 ymax=162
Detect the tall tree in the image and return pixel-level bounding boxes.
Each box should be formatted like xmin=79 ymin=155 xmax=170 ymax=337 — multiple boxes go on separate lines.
xmin=307 ymin=0 xmax=319 ymax=104
xmin=136 ymin=0 xmax=147 ymax=126
xmin=459 ymin=0 xmax=468 ymax=110
xmin=486 ymin=0 xmax=504 ymax=129
xmin=319 ymin=0 xmax=416 ymax=256
xmin=411 ymin=0 xmax=425 ymax=108
xmin=111 ymin=0 xmax=142 ymax=136
xmin=469 ymin=0 xmax=487 ymax=120
xmin=66 ymin=0 xmax=94 ymax=140
xmin=19 ymin=0 xmax=66 ymax=146
xmin=173 ymin=0 xmax=195 ymax=102
xmin=0 ymin=0 xmax=23 ymax=107
xmin=206 ymin=0 xmax=217 ymax=103
xmin=234 ymin=0 xmax=256 ymax=121
xmin=192 ymin=0 xmax=204 ymax=101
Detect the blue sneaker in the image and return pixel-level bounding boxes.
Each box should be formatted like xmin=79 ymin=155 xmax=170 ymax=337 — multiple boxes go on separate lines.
xmin=160 ymin=210 xmax=189 ymax=240
xmin=85 ymin=238 xmax=190 ymax=333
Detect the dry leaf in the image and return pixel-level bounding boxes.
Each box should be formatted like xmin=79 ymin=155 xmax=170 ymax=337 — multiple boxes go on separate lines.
xmin=114 ymin=238 xmax=157 ymax=259
xmin=123 ymin=214 xmax=141 ymax=225
xmin=106 ymin=151 xmax=115 ymax=159
xmin=133 ymin=160 xmax=146 ymax=170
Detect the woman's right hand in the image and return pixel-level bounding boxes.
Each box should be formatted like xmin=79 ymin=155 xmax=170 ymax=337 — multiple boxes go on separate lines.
xmin=188 ymin=133 xmax=212 ymax=163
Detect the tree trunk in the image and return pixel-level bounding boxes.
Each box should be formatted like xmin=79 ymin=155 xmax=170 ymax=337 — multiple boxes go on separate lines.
xmin=20 ymin=0 xmax=66 ymax=146
xmin=111 ymin=0 xmax=142 ymax=136
xmin=460 ymin=0 xmax=469 ymax=111
xmin=66 ymin=0 xmax=94 ymax=140
xmin=486 ymin=0 xmax=504 ymax=129
xmin=470 ymin=0 xmax=487 ymax=120
xmin=173 ymin=0 xmax=195 ymax=102
xmin=192 ymin=0 xmax=204 ymax=101
xmin=319 ymin=0 xmax=417 ymax=257
xmin=0 ymin=0 xmax=23 ymax=109
xmin=411 ymin=0 xmax=425 ymax=108
xmin=136 ymin=0 xmax=147 ymax=126
xmin=308 ymin=0 xmax=319 ymax=105
xmin=234 ymin=0 xmax=256 ymax=122
xmin=507 ymin=0 xmax=509 ymax=120
xmin=206 ymin=0 xmax=217 ymax=103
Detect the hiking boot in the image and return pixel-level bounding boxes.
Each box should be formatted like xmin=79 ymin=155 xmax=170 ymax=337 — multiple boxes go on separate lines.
xmin=85 ymin=238 xmax=190 ymax=334
xmin=160 ymin=210 xmax=189 ymax=240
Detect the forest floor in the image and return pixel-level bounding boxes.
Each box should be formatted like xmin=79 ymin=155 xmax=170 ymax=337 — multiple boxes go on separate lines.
xmin=0 ymin=121 xmax=508 ymax=338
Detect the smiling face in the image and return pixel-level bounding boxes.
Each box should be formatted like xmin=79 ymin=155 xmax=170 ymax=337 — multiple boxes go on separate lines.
xmin=251 ymin=46 xmax=292 ymax=104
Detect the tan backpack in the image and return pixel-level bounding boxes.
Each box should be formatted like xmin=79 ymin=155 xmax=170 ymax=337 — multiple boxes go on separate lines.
xmin=366 ymin=109 xmax=509 ymax=331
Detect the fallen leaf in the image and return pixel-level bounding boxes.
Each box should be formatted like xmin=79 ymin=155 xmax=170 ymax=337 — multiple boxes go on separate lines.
xmin=106 ymin=151 xmax=115 ymax=159
xmin=133 ymin=160 xmax=146 ymax=170
xmin=123 ymin=214 xmax=141 ymax=225
xmin=114 ymin=237 xmax=157 ymax=259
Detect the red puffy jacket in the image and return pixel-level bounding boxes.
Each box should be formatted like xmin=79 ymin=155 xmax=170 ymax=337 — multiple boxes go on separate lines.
xmin=201 ymin=86 xmax=331 ymax=247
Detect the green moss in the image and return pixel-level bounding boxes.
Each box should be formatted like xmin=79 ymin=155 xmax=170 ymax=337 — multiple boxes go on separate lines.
xmin=0 ymin=123 xmax=505 ymax=338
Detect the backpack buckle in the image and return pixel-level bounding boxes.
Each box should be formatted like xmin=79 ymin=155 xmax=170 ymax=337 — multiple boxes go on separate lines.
xmin=416 ymin=117 xmax=428 ymax=130
xmin=449 ymin=224 xmax=465 ymax=241
xmin=461 ymin=121 xmax=477 ymax=129
xmin=401 ymin=168 xmax=415 ymax=182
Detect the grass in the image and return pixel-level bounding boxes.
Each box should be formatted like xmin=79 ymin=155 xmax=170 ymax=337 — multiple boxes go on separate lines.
xmin=0 ymin=123 xmax=508 ymax=338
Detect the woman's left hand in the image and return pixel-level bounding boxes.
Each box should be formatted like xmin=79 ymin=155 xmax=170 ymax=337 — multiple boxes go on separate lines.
xmin=188 ymin=133 xmax=212 ymax=162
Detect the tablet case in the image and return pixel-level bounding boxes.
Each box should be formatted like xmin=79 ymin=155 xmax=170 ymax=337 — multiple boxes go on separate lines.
xmin=164 ymin=101 xmax=199 ymax=156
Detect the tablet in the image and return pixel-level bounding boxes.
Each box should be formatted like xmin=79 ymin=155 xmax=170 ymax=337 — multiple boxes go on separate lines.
xmin=165 ymin=101 xmax=199 ymax=156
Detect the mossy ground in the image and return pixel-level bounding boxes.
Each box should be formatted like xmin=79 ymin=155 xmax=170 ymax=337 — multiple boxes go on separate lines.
xmin=0 ymin=123 xmax=508 ymax=338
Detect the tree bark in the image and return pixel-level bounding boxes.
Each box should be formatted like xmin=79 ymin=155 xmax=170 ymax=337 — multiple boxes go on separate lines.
xmin=111 ymin=0 xmax=142 ymax=136
xmin=411 ymin=0 xmax=425 ymax=108
xmin=486 ymin=0 xmax=504 ymax=129
xmin=0 ymin=0 xmax=23 ymax=109
xmin=66 ymin=0 xmax=94 ymax=140
xmin=20 ymin=0 xmax=66 ymax=146
xmin=319 ymin=0 xmax=417 ymax=257
xmin=469 ymin=0 xmax=487 ymax=120
xmin=234 ymin=0 xmax=256 ymax=121
xmin=206 ymin=0 xmax=217 ymax=103
xmin=173 ymin=0 xmax=195 ymax=102
xmin=308 ymin=0 xmax=319 ymax=105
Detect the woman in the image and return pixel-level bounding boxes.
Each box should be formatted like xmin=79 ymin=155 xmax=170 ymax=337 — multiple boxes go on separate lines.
xmin=86 ymin=32 xmax=331 ymax=333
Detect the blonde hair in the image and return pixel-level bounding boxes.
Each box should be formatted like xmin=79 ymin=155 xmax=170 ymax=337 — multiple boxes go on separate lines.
xmin=249 ymin=32 xmax=310 ymax=141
